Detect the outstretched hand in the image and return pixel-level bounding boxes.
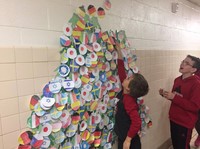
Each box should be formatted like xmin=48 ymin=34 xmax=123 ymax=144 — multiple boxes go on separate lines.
xmin=115 ymin=41 xmax=123 ymax=60
xmin=159 ymin=89 xmax=175 ymax=101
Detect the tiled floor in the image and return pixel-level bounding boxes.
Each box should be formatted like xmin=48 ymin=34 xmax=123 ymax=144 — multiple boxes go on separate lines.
xmin=169 ymin=129 xmax=200 ymax=149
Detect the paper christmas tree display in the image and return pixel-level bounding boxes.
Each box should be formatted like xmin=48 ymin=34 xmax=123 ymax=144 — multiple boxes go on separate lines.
xmin=18 ymin=4 xmax=152 ymax=149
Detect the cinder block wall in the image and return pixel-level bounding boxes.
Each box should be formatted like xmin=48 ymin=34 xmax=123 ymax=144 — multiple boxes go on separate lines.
xmin=0 ymin=0 xmax=200 ymax=149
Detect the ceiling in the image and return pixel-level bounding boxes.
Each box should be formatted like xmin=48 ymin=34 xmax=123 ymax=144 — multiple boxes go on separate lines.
xmin=188 ymin=0 xmax=200 ymax=7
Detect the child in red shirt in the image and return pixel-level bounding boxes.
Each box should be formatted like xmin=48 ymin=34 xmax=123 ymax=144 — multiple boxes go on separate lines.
xmin=159 ymin=55 xmax=200 ymax=149
xmin=194 ymin=69 xmax=200 ymax=147
xmin=114 ymin=47 xmax=149 ymax=149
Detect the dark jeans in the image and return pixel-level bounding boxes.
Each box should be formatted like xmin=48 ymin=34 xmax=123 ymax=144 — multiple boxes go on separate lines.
xmin=170 ymin=121 xmax=192 ymax=149
xmin=195 ymin=111 xmax=200 ymax=134
xmin=118 ymin=135 xmax=141 ymax=149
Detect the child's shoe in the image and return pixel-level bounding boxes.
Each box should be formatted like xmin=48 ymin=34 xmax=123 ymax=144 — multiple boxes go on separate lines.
xmin=195 ymin=135 xmax=200 ymax=147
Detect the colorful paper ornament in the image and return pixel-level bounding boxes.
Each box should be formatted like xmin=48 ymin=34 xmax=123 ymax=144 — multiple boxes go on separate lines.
xmin=30 ymin=95 xmax=40 ymax=110
xmin=53 ymin=131 xmax=65 ymax=144
xmin=79 ymin=44 xmax=87 ymax=55
xmin=58 ymin=64 xmax=70 ymax=77
xmin=87 ymin=5 xmax=96 ymax=16
xmin=62 ymin=79 xmax=74 ymax=91
xmin=49 ymin=81 xmax=61 ymax=93
xmin=67 ymin=47 xmax=77 ymax=59
xmin=60 ymin=35 xmax=71 ymax=47
xmin=41 ymin=137 xmax=51 ymax=148
xmin=97 ymin=7 xmax=105 ymax=18
xmin=30 ymin=134 xmax=43 ymax=149
xmin=70 ymin=59 xmax=80 ymax=72
xmin=76 ymin=19 xmax=85 ymax=31
xmin=63 ymin=23 xmax=72 ymax=36
xmin=75 ymin=55 xmax=85 ymax=66
xmin=18 ymin=131 xmax=33 ymax=145
xmin=27 ymin=112 xmax=40 ymax=129
xmin=104 ymin=0 xmax=111 ymax=10
xmin=41 ymin=123 xmax=52 ymax=136
xmin=76 ymin=6 xmax=86 ymax=18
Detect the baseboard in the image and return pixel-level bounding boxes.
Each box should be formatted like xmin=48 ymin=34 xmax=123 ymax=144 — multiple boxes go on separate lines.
xmin=157 ymin=138 xmax=172 ymax=149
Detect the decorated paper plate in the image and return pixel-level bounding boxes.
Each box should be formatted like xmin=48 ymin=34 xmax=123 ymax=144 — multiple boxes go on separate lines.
xmin=63 ymin=23 xmax=72 ymax=36
xmin=67 ymin=47 xmax=77 ymax=59
xmin=97 ymin=7 xmax=105 ymax=18
xmin=58 ymin=64 xmax=70 ymax=77
xmin=62 ymin=79 xmax=74 ymax=91
xmin=41 ymin=123 xmax=52 ymax=136
xmin=29 ymin=95 xmax=40 ymax=110
xmin=75 ymin=55 xmax=85 ymax=66
xmin=104 ymin=0 xmax=111 ymax=10
xmin=79 ymin=44 xmax=87 ymax=55
xmin=88 ymin=5 xmax=96 ymax=16
xmin=41 ymin=137 xmax=50 ymax=148
xmin=93 ymin=42 xmax=101 ymax=52
xmin=60 ymin=35 xmax=71 ymax=47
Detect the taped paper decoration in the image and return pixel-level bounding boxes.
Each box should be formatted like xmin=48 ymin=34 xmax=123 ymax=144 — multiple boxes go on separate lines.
xmin=18 ymin=131 xmax=33 ymax=145
xmin=75 ymin=55 xmax=85 ymax=66
xmin=41 ymin=123 xmax=52 ymax=136
xmin=60 ymin=52 xmax=69 ymax=64
xmin=104 ymin=0 xmax=111 ymax=10
xmin=76 ymin=5 xmax=86 ymax=18
xmin=70 ymin=59 xmax=80 ymax=72
xmin=30 ymin=95 xmax=40 ymax=110
xmin=62 ymin=79 xmax=75 ymax=91
xmin=18 ymin=4 xmax=151 ymax=149
xmin=63 ymin=23 xmax=72 ymax=36
xmin=60 ymin=35 xmax=71 ymax=47
xmin=58 ymin=64 xmax=70 ymax=77
xmin=79 ymin=44 xmax=87 ymax=55
xmin=27 ymin=112 xmax=40 ymax=129
xmin=49 ymin=81 xmax=61 ymax=93
xmin=30 ymin=133 xmax=43 ymax=149
xmin=41 ymin=137 xmax=51 ymax=148
xmin=93 ymin=42 xmax=101 ymax=52
xmin=67 ymin=47 xmax=77 ymax=59
xmin=88 ymin=5 xmax=96 ymax=16
xmin=97 ymin=7 xmax=105 ymax=18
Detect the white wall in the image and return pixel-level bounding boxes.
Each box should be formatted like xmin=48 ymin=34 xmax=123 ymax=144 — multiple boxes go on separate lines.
xmin=0 ymin=0 xmax=200 ymax=149
xmin=0 ymin=0 xmax=200 ymax=50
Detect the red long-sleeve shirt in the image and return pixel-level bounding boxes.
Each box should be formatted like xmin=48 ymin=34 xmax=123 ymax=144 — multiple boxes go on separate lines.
xmin=117 ymin=59 xmax=141 ymax=138
xmin=169 ymin=75 xmax=200 ymax=128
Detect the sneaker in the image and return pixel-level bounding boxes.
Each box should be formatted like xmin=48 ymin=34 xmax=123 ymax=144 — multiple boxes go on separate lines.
xmin=195 ymin=135 xmax=200 ymax=147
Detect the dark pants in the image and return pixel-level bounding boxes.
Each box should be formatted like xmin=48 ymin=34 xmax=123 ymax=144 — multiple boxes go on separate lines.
xmin=118 ymin=135 xmax=141 ymax=149
xmin=170 ymin=121 xmax=192 ymax=149
xmin=195 ymin=111 xmax=200 ymax=134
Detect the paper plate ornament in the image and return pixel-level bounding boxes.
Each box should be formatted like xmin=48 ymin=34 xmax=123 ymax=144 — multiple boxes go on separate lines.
xmin=60 ymin=35 xmax=71 ymax=47
xmin=76 ymin=5 xmax=86 ymax=18
xmin=63 ymin=23 xmax=72 ymax=36
xmin=30 ymin=95 xmax=40 ymax=110
xmin=58 ymin=64 xmax=70 ymax=77
xmin=97 ymin=7 xmax=105 ymax=18
xmin=88 ymin=5 xmax=96 ymax=16
xmin=67 ymin=47 xmax=77 ymax=59
xmin=79 ymin=44 xmax=87 ymax=55
xmin=104 ymin=0 xmax=111 ymax=10
xmin=18 ymin=131 xmax=33 ymax=145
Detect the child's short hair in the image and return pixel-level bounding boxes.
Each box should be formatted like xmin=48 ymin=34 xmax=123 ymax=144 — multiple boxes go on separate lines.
xmin=128 ymin=73 xmax=149 ymax=98
xmin=187 ymin=55 xmax=200 ymax=70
